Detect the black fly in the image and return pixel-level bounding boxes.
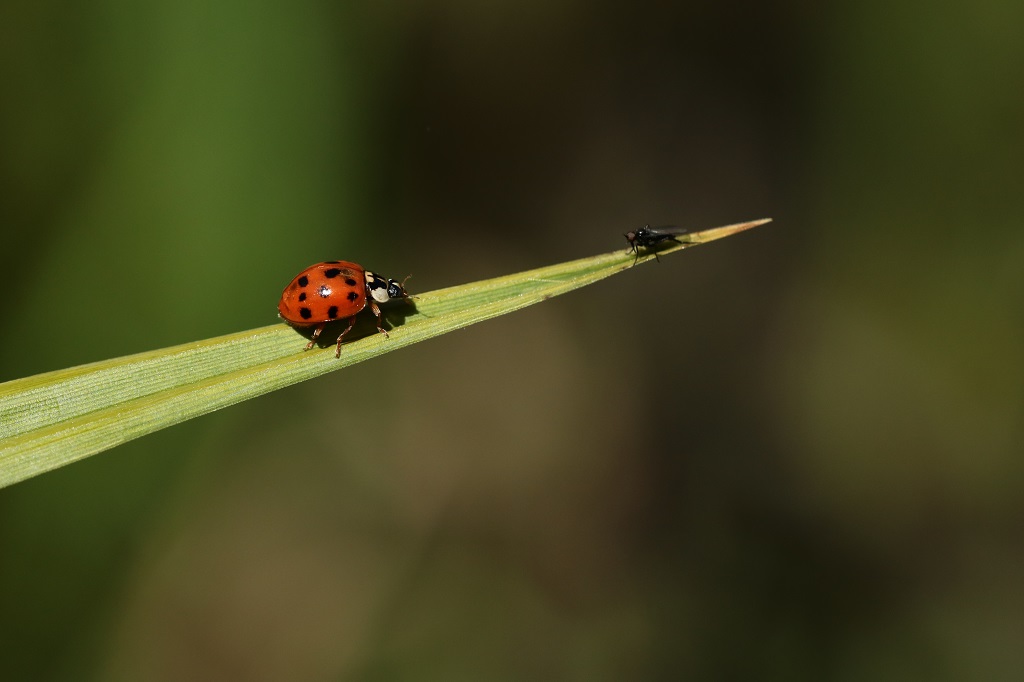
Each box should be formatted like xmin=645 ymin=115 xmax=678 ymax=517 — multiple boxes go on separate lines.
xmin=623 ymin=225 xmax=690 ymax=264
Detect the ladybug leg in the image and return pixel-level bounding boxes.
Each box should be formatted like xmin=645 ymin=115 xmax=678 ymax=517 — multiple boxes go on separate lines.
xmin=304 ymin=324 xmax=325 ymax=351
xmin=369 ymin=301 xmax=390 ymax=338
xmin=333 ymin=316 xmax=358 ymax=358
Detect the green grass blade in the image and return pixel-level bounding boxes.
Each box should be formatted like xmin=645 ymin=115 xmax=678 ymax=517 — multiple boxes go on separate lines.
xmin=0 ymin=218 xmax=770 ymax=488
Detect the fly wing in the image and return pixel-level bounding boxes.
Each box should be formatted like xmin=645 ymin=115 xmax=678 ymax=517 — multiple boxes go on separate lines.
xmin=648 ymin=225 xmax=690 ymax=237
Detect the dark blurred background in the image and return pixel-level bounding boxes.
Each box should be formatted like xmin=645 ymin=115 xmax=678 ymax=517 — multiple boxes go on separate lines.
xmin=2 ymin=0 xmax=1023 ymax=679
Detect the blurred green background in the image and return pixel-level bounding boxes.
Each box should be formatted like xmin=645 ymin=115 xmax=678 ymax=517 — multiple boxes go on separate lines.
xmin=2 ymin=0 xmax=1023 ymax=679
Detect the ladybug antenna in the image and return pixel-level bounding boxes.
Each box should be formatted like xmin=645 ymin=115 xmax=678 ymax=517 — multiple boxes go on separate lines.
xmin=400 ymin=274 xmax=416 ymax=300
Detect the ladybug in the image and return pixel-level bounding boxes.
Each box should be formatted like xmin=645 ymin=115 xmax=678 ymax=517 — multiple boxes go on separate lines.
xmin=278 ymin=260 xmax=409 ymax=357
xmin=624 ymin=224 xmax=691 ymax=264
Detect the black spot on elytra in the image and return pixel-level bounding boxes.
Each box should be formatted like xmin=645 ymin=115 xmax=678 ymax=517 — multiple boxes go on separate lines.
xmin=323 ymin=260 xmax=341 ymax=264
xmin=318 ymin=285 xmax=331 ymax=297
xmin=344 ymin=277 xmax=357 ymax=286
xmin=328 ymin=306 xmax=339 ymax=319
xmin=297 ymin=276 xmax=309 ymax=287
xmin=299 ymin=307 xmax=313 ymax=320
xmin=298 ymin=292 xmax=306 ymax=302
xmin=324 ymin=268 xmax=341 ymax=278
xmin=347 ymin=291 xmax=359 ymax=302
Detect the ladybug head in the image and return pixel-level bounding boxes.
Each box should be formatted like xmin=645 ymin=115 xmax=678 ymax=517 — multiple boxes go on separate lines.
xmin=387 ymin=277 xmax=407 ymax=300
xmin=366 ymin=270 xmax=409 ymax=304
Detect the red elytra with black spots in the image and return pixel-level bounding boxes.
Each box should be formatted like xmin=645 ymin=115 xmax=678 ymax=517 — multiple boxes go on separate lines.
xmin=278 ymin=260 xmax=409 ymax=357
